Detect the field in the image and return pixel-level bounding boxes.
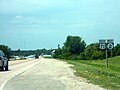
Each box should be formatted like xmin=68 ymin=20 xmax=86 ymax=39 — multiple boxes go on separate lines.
xmin=62 ymin=56 xmax=120 ymax=90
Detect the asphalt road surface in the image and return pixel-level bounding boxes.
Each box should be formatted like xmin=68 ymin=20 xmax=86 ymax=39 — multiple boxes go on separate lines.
xmin=0 ymin=58 xmax=105 ymax=90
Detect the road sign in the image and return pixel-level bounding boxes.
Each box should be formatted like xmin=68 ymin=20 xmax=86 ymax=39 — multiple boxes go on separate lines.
xmin=99 ymin=39 xmax=114 ymax=71
xmin=99 ymin=39 xmax=106 ymax=50
xmin=107 ymin=39 xmax=114 ymax=43
xmin=99 ymin=39 xmax=114 ymax=50
xmin=99 ymin=39 xmax=106 ymax=43
xmin=107 ymin=39 xmax=114 ymax=50
xmin=107 ymin=43 xmax=114 ymax=50
xmin=99 ymin=43 xmax=106 ymax=50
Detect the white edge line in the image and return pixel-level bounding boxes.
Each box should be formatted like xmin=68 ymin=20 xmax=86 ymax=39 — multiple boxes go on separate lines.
xmin=0 ymin=59 xmax=41 ymax=90
xmin=0 ymin=75 xmax=15 ymax=90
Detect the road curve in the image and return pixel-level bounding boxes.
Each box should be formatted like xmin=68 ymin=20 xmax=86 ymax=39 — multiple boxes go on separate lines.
xmin=0 ymin=58 xmax=105 ymax=90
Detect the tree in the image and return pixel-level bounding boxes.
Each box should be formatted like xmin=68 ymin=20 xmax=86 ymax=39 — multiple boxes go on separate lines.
xmin=84 ymin=43 xmax=104 ymax=60
xmin=53 ymin=36 xmax=86 ymax=60
xmin=53 ymin=44 xmax=62 ymax=58
xmin=63 ymin=36 xmax=86 ymax=55
xmin=113 ymin=44 xmax=120 ymax=56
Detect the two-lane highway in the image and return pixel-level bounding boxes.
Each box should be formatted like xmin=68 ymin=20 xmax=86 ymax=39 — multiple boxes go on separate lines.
xmin=0 ymin=58 xmax=105 ymax=90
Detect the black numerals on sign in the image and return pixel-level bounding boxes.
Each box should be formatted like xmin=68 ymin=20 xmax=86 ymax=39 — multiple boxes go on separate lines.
xmin=107 ymin=43 xmax=114 ymax=50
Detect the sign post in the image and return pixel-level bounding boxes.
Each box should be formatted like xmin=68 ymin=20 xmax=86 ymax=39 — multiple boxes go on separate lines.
xmin=106 ymin=47 xmax=108 ymax=71
xmin=99 ymin=39 xmax=114 ymax=71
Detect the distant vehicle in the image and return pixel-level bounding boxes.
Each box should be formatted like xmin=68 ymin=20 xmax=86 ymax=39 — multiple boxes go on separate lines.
xmin=42 ymin=55 xmax=52 ymax=58
xmin=26 ymin=55 xmax=35 ymax=59
xmin=13 ymin=56 xmax=21 ymax=60
xmin=0 ymin=50 xmax=8 ymax=71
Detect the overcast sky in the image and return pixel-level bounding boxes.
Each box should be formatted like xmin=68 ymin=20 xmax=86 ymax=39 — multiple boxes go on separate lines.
xmin=0 ymin=0 xmax=120 ymax=50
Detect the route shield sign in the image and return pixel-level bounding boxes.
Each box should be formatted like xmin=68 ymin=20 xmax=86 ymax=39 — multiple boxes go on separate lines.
xmin=99 ymin=39 xmax=114 ymax=50
xmin=99 ymin=39 xmax=114 ymax=71
xmin=99 ymin=39 xmax=106 ymax=50
xmin=107 ymin=39 xmax=114 ymax=50
xmin=107 ymin=43 xmax=114 ymax=50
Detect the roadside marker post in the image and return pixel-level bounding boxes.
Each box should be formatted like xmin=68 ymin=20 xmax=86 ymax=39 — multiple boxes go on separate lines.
xmin=99 ymin=39 xmax=114 ymax=71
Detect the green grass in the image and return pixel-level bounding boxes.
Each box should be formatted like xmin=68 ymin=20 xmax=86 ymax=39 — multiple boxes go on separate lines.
xmin=60 ymin=56 xmax=120 ymax=90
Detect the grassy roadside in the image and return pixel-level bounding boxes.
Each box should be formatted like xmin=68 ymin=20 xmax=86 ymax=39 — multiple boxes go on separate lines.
xmin=59 ymin=56 xmax=120 ymax=90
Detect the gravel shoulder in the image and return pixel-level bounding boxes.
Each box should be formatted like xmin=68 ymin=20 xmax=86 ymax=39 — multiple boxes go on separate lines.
xmin=39 ymin=58 xmax=105 ymax=90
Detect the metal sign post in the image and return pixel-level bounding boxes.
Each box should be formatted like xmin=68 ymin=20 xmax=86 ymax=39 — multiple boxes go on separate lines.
xmin=99 ymin=39 xmax=114 ymax=71
xmin=106 ymin=47 xmax=108 ymax=71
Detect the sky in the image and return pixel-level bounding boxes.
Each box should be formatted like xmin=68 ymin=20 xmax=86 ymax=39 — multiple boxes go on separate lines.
xmin=0 ymin=0 xmax=120 ymax=50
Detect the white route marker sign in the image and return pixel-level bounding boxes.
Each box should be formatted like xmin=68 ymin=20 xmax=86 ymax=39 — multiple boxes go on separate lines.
xmin=99 ymin=39 xmax=106 ymax=50
xmin=99 ymin=39 xmax=114 ymax=50
xmin=107 ymin=39 xmax=114 ymax=50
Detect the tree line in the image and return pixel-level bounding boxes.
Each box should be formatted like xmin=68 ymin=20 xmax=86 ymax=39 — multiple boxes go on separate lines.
xmin=11 ymin=49 xmax=52 ymax=58
xmin=1 ymin=35 xmax=120 ymax=60
xmin=53 ymin=35 xmax=120 ymax=60
xmin=0 ymin=45 xmax=52 ymax=59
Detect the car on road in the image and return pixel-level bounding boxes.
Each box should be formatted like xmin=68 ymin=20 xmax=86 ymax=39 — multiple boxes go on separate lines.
xmin=25 ymin=55 xmax=35 ymax=59
xmin=0 ymin=50 xmax=8 ymax=71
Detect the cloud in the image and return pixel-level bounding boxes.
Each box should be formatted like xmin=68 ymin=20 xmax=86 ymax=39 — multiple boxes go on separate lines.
xmin=11 ymin=14 xmax=66 ymax=25
xmin=15 ymin=15 xmax=23 ymax=19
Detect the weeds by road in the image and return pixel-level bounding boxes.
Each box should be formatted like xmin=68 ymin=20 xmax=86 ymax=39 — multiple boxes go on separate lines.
xmin=60 ymin=56 xmax=120 ymax=90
